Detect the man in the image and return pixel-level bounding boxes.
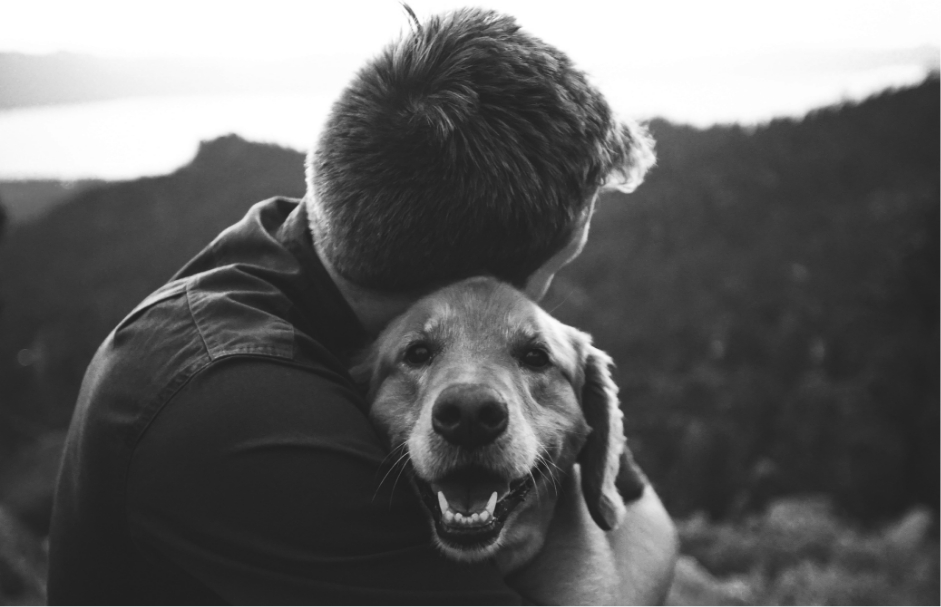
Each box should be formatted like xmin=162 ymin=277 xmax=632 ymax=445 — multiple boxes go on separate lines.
xmin=48 ymin=8 xmax=676 ymax=604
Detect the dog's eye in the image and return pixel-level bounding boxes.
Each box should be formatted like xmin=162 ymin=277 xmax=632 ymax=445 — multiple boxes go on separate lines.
xmin=521 ymin=347 xmax=550 ymax=369
xmin=403 ymin=343 xmax=433 ymax=366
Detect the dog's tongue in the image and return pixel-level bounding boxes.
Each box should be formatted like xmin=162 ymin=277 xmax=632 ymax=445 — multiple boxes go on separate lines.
xmin=433 ymin=469 xmax=509 ymax=514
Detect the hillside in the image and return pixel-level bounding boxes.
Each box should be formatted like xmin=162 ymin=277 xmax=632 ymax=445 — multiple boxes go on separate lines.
xmin=0 ymin=79 xmax=937 ymax=541
xmin=0 ymin=180 xmax=105 ymax=224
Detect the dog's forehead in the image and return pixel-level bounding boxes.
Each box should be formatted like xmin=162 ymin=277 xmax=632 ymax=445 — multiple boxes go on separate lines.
xmin=399 ymin=278 xmax=566 ymax=347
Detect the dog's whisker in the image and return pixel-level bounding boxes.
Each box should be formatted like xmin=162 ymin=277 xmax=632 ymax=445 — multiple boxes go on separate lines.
xmin=543 ymin=468 xmax=558 ymax=496
xmin=546 ymin=458 xmax=564 ymax=479
xmin=529 ymin=468 xmax=541 ymax=502
xmin=372 ymin=456 xmax=408 ymax=504
xmin=375 ymin=442 xmax=408 ymax=473
xmin=376 ymin=442 xmax=408 ymax=474
xmin=388 ymin=448 xmax=411 ymax=474
xmin=537 ymin=454 xmax=562 ymax=496
xmin=372 ymin=447 xmax=411 ymax=503
xmin=546 ymin=291 xmax=572 ymax=315
xmin=382 ymin=442 xmax=408 ymax=462
xmin=536 ymin=453 xmax=563 ymax=496
xmin=534 ymin=465 xmax=547 ymax=499
xmin=388 ymin=455 xmax=412 ymax=507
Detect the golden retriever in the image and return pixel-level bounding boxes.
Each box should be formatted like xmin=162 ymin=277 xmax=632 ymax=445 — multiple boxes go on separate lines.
xmin=354 ymin=276 xmax=645 ymax=572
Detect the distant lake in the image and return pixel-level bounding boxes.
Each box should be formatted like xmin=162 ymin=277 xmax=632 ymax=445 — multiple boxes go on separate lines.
xmin=0 ymin=63 xmax=931 ymax=180
xmin=0 ymin=94 xmax=334 ymax=180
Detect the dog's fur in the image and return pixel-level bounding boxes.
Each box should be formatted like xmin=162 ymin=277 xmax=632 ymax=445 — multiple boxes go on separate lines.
xmin=354 ymin=277 xmax=645 ymax=572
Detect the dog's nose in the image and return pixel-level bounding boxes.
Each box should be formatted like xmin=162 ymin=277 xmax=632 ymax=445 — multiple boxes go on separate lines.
xmin=432 ymin=384 xmax=508 ymax=447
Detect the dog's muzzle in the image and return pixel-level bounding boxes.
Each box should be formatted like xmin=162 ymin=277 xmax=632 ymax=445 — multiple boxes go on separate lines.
xmin=410 ymin=382 xmax=544 ymax=552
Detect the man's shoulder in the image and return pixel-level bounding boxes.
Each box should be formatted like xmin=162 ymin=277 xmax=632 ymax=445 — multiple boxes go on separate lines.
xmin=93 ymin=273 xmax=293 ymax=402
xmin=71 ymin=248 xmax=359 ymax=480
xmin=108 ymin=254 xmax=347 ymax=384
xmin=173 ymin=268 xmax=297 ymax=363
xmin=141 ymin=196 xmax=362 ymax=370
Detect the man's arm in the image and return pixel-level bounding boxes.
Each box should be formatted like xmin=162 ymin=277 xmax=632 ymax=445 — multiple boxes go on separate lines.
xmin=505 ymin=465 xmax=678 ymax=605
xmin=127 ymin=358 xmax=521 ymax=604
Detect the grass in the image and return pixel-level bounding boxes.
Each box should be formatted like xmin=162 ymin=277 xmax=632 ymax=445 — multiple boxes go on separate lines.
xmin=669 ymin=496 xmax=939 ymax=605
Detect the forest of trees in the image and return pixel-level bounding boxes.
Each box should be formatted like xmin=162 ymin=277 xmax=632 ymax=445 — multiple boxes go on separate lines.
xmin=0 ymin=79 xmax=937 ymax=550
xmin=547 ymin=78 xmax=939 ymax=523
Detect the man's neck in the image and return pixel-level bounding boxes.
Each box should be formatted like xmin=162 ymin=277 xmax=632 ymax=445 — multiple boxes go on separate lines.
xmin=314 ymin=244 xmax=422 ymax=339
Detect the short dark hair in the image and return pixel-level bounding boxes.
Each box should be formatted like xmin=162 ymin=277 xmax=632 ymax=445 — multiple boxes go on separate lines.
xmin=306 ymin=8 xmax=654 ymax=291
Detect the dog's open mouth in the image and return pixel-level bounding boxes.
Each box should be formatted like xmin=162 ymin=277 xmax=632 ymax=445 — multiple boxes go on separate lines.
xmin=413 ymin=463 xmax=546 ymax=550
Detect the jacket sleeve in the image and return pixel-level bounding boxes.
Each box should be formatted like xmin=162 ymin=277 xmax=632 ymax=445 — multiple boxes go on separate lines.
xmin=126 ymin=357 xmax=521 ymax=605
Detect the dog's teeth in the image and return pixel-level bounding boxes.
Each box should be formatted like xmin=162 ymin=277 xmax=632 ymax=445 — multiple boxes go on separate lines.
xmin=437 ymin=490 xmax=498 ymax=526
xmin=437 ymin=491 xmax=449 ymax=515
xmin=486 ymin=491 xmax=497 ymax=515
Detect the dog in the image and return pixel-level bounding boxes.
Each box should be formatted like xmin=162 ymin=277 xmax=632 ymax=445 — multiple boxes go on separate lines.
xmin=353 ymin=276 xmax=646 ymax=572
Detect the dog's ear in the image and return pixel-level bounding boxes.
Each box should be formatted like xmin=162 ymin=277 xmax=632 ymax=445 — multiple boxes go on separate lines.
xmin=348 ymin=346 xmax=379 ymax=399
xmin=578 ymin=345 xmax=647 ymax=531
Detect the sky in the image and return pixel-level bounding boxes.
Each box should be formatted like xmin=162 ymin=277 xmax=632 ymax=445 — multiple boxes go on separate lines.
xmin=0 ymin=0 xmax=937 ymax=179
xmin=2 ymin=0 xmax=938 ymax=61
xmin=2 ymin=0 xmax=938 ymax=121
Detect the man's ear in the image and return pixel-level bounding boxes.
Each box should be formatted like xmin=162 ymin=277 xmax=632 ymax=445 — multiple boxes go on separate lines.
xmin=578 ymin=345 xmax=646 ymax=531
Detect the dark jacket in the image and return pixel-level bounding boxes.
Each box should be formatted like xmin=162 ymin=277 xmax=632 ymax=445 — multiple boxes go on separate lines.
xmin=48 ymin=198 xmax=518 ymax=604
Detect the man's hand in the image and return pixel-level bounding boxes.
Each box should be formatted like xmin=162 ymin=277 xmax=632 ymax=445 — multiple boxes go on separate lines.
xmin=504 ymin=465 xmax=678 ymax=605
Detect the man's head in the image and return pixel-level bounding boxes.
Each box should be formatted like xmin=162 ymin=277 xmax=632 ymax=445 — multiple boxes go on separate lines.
xmin=306 ymin=8 xmax=654 ymax=294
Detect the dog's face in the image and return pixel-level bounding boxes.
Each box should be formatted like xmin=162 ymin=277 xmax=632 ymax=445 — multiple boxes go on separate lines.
xmin=356 ymin=277 xmax=639 ymax=569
